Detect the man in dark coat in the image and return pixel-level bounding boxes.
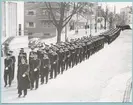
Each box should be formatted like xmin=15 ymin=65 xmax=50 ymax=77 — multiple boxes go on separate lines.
xmin=19 ymin=48 xmax=27 ymax=59
xmin=17 ymin=58 xmax=29 ymax=97
xmin=9 ymin=51 xmax=16 ymax=81
xmin=4 ymin=53 xmax=13 ymax=87
xmin=58 ymin=47 xmax=65 ymax=74
xmin=18 ymin=48 xmax=27 ymax=66
xmin=64 ymin=47 xmax=70 ymax=70
xmin=49 ymin=49 xmax=58 ymax=79
xmin=30 ymin=52 xmax=41 ymax=90
xmin=29 ymin=49 xmax=34 ymax=66
xmin=40 ymin=52 xmax=50 ymax=84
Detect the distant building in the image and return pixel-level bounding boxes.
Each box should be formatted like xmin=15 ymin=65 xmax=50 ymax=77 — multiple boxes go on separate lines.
xmin=120 ymin=6 xmax=132 ymax=25
xmin=70 ymin=2 xmax=100 ymax=30
xmin=24 ymin=2 xmax=61 ymax=38
xmin=2 ymin=1 xmax=24 ymax=43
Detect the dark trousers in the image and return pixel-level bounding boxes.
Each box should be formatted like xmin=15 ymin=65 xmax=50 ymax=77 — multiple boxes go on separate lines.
xmin=79 ymin=54 xmax=83 ymax=63
xmin=30 ymin=71 xmax=39 ymax=89
xmin=75 ymin=55 xmax=79 ymax=65
xmin=4 ymin=70 xmax=12 ymax=86
xmin=68 ymin=57 xmax=72 ymax=68
xmin=65 ymin=58 xmax=69 ymax=70
xmin=18 ymin=88 xmax=27 ymax=96
xmin=50 ymin=64 xmax=57 ymax=78
xmin=11 ymin=64 xmax=15 ymax=80
xmin=72 ymin=54 xmax=75 ymax=67
xmin=31 ymin=78 xmax=39 ymax=89
xmin=58 ymin=61 xmax=61 ymax=74
xmin=40 ymin=68 xmax=49 ymax=84
xmin=60 ymin=61 xmax=65 ymax=74
xmin=58 ymin=61 xmax=63 ymax=74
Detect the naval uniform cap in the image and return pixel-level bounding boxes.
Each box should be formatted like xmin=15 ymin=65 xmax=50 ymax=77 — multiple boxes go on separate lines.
xmin=7 ymin=53 xmax=11 ymax=56
xmin=34 ymin=52 xmax=38 ymax=55
xmin=20 ymin=48 xmax=24 ymax=50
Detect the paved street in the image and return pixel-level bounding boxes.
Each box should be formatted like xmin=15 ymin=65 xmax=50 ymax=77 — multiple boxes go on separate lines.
xmin=1 ymin=30 xmax=132 ymax=103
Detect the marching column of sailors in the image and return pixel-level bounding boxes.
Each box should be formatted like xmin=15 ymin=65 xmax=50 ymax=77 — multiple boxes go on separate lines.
xmin=3 ymin=27 xmax=121 ymax=98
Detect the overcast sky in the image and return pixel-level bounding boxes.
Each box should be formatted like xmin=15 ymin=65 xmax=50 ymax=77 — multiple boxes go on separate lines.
xmin=100 ymin=2 xmax=132 ymax=13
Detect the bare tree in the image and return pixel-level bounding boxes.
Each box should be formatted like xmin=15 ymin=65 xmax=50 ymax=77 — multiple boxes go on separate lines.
xmin=108 ymin=12 xmax=115 ymax=29
xmin=45 ymin=2 xmax=86 ymax=43
xmin=120 ymin=12 xmax=127 ymax=25
xmin=100 ymin=4 xmax=109 ymax=29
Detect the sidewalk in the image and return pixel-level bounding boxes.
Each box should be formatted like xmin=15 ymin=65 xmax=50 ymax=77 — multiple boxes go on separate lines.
xmin=99 ymin=71 xmax=132 ymax=102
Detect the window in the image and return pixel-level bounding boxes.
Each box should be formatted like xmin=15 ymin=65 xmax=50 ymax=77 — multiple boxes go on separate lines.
xmin=44 ymin=33 xmax=50 ymax=36
xmin=26 ymin=22 xmax=36 ymax=28
xmin=27 ymin=10 xmax=36 ymax=16
xmin=19 ymin=24 xmax=21 ymax=36
xmin=42 ymin=10 xmax=49 ymax=16
xmin=28 ymin=32 xmax=33 ymax=35
xmin=42 ymin=21 xmax=54 ymax=27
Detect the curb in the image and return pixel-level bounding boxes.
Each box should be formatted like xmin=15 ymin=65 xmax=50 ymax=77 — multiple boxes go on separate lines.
xmin=123 ymin=77 xmax=132 ymax=102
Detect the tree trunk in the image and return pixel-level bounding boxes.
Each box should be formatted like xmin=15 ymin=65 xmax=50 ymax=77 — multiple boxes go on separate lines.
xmin=57 ymin=28 xmax=62 ymax=43
xmin=95 ymin=23 xmax=97 ymax=33
xmin=104 ymin=18 xmax=107 ymax=29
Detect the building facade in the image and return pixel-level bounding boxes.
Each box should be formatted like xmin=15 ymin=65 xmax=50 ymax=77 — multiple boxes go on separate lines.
xmin=24 ymin=2 xmax=61 ymax=38
xmin=2 ymin=1 xmax=24 ymax=43
xmin=2 ymin=1 xmax=17 ymax=38
xmin=120 ymin=6 xmax=132 ymax=25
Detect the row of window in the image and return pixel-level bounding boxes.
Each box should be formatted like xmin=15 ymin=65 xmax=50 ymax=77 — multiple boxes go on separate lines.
xmin=25 ymin=22 xmax=54 ymax=28
xmin=26 ymin=10 xmax=60 ymax=16
xmin=28 ymin=32 xmax=50 ymax=36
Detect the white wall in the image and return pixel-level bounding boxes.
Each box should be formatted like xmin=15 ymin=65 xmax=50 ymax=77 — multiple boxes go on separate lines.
xmin=17 ymin=1 xmax=24 ymax=36
xmin=2 ymin=1 xmax=24 ymax=38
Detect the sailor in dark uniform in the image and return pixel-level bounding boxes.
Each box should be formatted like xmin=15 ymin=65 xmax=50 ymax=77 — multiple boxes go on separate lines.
xmin=17 ymin=58 xmax=29 ymax=98
xmin=19 ymin=48 xmax=27 ymax=59
xmin=30 ymin=52 xmax=41 ymax=90
xmin=4 ymin=53 xmax=13 ymax=87
xmin=40 ymin=51 xmax=50 ymax=84
xmin=18 ymin=48 xmax=27 ymax=66
xmin=29 ymin=48 xmax=35 ymax=66
xmin=9 ymin=51 xmax=16 ymax=81
xmin=64 ymin=46 xmax=70 ymax=70
xmin=49 ymin=49 xmax=58 ymax=79
xmin=58 ymin=47 xmax=65 ymax=74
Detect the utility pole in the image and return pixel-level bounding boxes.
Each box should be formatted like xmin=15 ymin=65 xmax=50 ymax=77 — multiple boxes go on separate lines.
xmin=89 ymin=4 xmax=92 ymax=37
xmin=65 ymin=10 xmax=68 ymax=42
xmin=95 ymin=2 xmax=98 ymax=33
xmin=113 ymin=5 xmax=116 ymax=28
xmin=75 ymin=12 xmax=79 ymax=34
xmin=104 ymin=3 xmax=108 ymax=29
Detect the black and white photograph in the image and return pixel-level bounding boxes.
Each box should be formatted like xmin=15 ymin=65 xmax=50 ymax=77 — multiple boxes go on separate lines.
xmin=1 ymin=1 xmax=132 ymax=103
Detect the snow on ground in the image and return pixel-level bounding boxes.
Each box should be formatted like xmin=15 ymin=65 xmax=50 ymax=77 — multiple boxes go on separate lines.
xmin=99 ymin=72 xmax=131 ymax=102
xmin=9 ymin=36 xmax=29 ymax=50
xmin=1 ymin=30 xmax=132 ymax=103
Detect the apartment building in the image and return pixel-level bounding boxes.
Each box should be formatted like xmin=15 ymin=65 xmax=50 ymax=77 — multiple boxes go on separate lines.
xmin=2 ymin=1 xmax=24 ymax=42
xmin=120 ymin=6 xmax=132 ymax=25
xmin=24 ymin=2 xmax=61 ymax=38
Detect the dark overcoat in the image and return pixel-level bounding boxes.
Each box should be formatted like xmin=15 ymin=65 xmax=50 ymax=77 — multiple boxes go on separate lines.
xmin=17 ymin=64 xmax=29 ymax=90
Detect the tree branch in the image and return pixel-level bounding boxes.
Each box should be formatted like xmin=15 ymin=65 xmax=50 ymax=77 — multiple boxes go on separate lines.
xmin=45 ymin=2 xmax=58 ymax=26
